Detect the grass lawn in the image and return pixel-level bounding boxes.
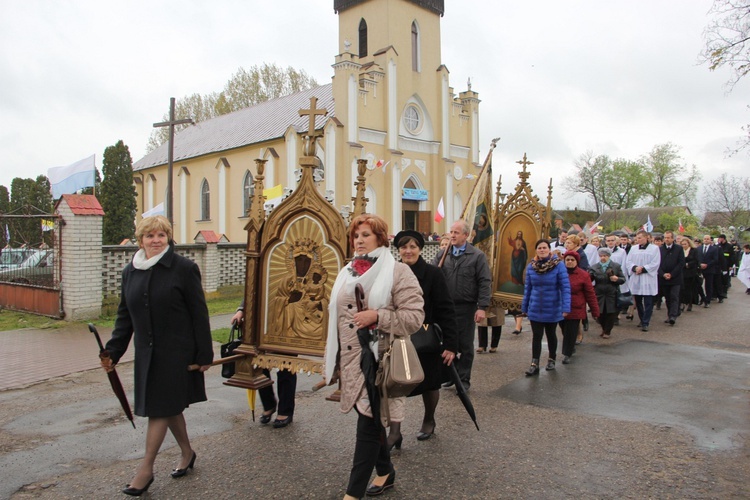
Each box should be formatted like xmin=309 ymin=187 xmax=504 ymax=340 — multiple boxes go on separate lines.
xmin=0 ymin=285 xmax=245 ymax=333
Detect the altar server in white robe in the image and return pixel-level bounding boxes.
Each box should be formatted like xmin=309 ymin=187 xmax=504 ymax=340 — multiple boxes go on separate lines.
xmin=738 ymin=244 xmax=750 ymax=292
xmin=625 ymin=230 xmax=661 ymax=332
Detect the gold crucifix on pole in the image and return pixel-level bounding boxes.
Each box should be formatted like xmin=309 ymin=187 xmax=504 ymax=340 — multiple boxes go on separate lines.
xmin=516 ymin=153 xmax=534 ymax=184
xmin=153 ymin=97 xmax=194 ymax=226
xmin=299 ymin=97 xmax=328 ymax=156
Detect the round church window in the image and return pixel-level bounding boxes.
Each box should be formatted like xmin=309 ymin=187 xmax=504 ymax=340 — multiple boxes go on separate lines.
xmin=403 ymin=105 xmax=422 ymax=134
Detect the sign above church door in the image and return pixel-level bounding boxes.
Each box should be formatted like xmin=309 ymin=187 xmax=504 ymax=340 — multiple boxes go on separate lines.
xmin=402 ymin=188 xmax=428 ymax=201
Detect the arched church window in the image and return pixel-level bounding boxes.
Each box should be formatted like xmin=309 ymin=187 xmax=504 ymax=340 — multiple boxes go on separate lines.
xmin=242 ymin=170 xmax=253 ymax=215
xmin=411 ymin=21 xmax=420 ymax=72
xmin=359 ymin=19 xmax=368 ymax=58
xmin=200 ymin=178 xmax=210 ymax=220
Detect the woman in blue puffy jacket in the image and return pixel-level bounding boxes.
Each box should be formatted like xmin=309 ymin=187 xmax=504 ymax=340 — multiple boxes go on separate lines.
xmin=521 ymin=239 xmax=571 ymax=375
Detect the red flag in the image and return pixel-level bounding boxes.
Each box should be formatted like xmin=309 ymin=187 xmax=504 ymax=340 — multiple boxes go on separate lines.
xmin=678 ymin=219 xmax=684 ymax=233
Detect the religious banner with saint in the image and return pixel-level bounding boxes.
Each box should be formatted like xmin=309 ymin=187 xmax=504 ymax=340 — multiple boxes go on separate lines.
xmin=492 ymin=153 xmax=553 ymax=311
xmin=461 ymin=138 xmax=500 ymax=325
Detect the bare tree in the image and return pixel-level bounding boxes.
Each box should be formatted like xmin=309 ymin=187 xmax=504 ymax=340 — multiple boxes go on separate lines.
xmin=562 ymin=151 xmax=611 ymax=214
xmin=702 ymin=173 xmax=750 ymax=227
xmin=700 ymin=0 xmax=750 ymax=152
xmin=147 ymin=63 xmax=318 ymax=152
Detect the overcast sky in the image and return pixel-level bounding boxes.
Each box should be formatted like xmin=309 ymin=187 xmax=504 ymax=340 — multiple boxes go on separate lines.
xmin=2 ymin=0 xmax=748 ymax=210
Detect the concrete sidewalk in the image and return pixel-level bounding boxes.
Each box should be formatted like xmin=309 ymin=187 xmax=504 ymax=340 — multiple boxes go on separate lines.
xmin=0 ymin=312 xmax=237 ymax=391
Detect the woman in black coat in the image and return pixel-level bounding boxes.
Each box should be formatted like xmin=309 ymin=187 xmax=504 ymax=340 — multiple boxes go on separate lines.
xmin=102 ymin=215 xmax=213 ymax=496
xmin=680 ymin=237 xmax=699 ymax=311
xmin=588 ymin=247 xmax=626 ymax=339
xmin=392 ymin=230 xmax=459 ymax=447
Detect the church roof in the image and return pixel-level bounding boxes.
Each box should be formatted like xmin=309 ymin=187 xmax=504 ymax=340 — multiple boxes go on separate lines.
xmin=134 ymin=84 xmax=335 ymax=171
xmin=334 ymin=0 xmax=444 ymax=15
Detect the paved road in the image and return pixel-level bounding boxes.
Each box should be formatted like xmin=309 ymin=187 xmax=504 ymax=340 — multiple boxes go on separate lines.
xmin=1 ymin=286 xmax=748 ymax=498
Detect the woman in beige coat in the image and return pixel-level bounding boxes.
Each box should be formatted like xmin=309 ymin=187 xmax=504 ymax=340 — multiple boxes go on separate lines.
xmin=324 ymin=214 xmax=424 ymax=499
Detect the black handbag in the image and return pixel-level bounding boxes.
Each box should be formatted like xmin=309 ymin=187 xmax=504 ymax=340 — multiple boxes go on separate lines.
xmin=221 ymin=323 xmax=243 ymax=379
xmin=410 ymin=323 xmax=443 ymax=353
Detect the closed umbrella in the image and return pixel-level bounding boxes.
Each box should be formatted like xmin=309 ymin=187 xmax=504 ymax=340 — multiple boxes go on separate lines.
xmin=354 ymin=284 xmax=383 ymax=431
xmin=88 ymin=324 xmax=136 ymax=429
xmin=434 ymin=324 xmax=479 ymax=431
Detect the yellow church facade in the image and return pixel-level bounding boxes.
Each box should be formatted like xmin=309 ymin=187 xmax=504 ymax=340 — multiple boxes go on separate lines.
xmin=133 ymin=0 xmax=481 ymax=244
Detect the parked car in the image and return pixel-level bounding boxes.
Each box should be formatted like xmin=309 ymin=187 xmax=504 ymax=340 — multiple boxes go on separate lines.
xmin=0 ymin=248 xmax=37 ymax=270
xmin=0 ymin=250 xmax=56 ymax=286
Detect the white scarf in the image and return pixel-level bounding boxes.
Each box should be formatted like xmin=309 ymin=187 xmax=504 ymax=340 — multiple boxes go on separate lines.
xmin=132 ymin=245 xmax=169 ymax=270
xmin=324 ymin=246 xmax=395 ymax=382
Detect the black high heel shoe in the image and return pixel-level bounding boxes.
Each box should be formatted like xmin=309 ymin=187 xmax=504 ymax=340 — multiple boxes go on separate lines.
xmin=259 ymin=406 xmax=277 ymax=425
xmin=123 ymin=476 xmax=154 ymax=496
xmin=171 ymin=451 xmax=196 ymax=478
xmin=387 ymin=435 xmax=403 ymax=451
xmin=417 ymin=424 xmax=435 ymax=441
xmin=366 ymin=469 xmax=396 ymax=496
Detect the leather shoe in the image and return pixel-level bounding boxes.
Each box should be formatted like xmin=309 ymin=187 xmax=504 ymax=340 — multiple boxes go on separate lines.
xmin=366 ymin=470 xmax=395 ymax=496
xmin=259 ymin=406 xmax=276 ymax=425
xmin=123 ymin=476 xmax=154 ymax=496
xmin=272 ymin=415 xmax=293 ymax=428
xmin=441 ymin=381 xmax=455 ymax=389
xmin=171 ymin=451 xmax=196 ymax=478
xmin=668 ymin=317 xmax=675 ymax=325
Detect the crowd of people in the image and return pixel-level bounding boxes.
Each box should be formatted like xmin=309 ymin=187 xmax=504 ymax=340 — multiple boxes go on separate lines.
xmin=99 ymin=213 xmax=749 ymax=498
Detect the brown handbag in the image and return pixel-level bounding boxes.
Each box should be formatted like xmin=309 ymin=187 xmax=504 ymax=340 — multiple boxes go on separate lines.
xmin=376 ymin=330 xmax=424 ymax=399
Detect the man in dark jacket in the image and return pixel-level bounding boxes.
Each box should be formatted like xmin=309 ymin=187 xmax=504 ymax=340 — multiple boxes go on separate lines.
xmin=716 ymin=234 xmax=734 ymax=300
xmin=432 ymin=219 xmax=492 ymax=391
xmin=697 ymin=234 xmax=719 ymax=307
xmin=658 ymin=231 xmax=685 ymax=325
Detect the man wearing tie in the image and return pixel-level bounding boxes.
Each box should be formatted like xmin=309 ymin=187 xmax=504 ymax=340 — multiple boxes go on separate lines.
xmin=697 ymin=234 xmax=719 ymax=307
xmin=658 ymin=231 xmax=685 ymax=325
xmin=433 ymin=220 xmax=492 ymax=391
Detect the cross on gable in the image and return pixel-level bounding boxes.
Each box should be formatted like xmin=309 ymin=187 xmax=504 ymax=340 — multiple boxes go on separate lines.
xmin=299 ymin=97 xmax=328 ymax=139
xmin=516 ymin=153 xmax=534 ymax=183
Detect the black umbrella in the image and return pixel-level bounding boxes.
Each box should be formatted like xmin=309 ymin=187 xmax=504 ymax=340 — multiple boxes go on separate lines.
xmin=434 ymin=324 xmax=479 ymax=431
xmin=354 ymin=284 xmax=384 ymax=432
xmin=88 ymin=323 xmax=136 ymax=429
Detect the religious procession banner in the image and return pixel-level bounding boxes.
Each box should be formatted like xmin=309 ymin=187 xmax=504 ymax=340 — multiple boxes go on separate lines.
xmin=462 ymin=140 xmax=500 ymax=325
xmin=462 ymin=141 xmax=497 ymax=266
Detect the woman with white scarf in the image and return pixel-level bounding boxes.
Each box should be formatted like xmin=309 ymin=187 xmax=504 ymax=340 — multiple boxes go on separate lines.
xmin=325 ymin=214 xmax=424 ymax=499
xmin=101 ymin=215 xmax=213 ymax=496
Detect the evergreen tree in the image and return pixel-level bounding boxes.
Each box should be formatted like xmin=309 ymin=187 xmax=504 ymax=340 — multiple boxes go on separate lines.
xmin=0 ymin=185 xmax=9 ymax=213
xmin=100 ymin=140 xmax=136 ymax=245
xmin=0 ymin=185 xmax=9 ymax=248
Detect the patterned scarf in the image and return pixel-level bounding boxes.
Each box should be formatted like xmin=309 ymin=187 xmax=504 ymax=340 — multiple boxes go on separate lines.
xmin=531 ymin=256 xmax=560 ymax=274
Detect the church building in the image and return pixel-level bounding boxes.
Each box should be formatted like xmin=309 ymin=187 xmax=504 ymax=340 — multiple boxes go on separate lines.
xmin=133 ymin=0 xmax=481 ymax=243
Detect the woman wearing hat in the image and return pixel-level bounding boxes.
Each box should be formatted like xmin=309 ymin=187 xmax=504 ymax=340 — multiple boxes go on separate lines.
xmin=589 ymin=247 xmax=626 ymax=339
xmin=393 ymin=230 xmax=458 ymax=444
xmin=560 ymin=250 xmax=599 ymax=364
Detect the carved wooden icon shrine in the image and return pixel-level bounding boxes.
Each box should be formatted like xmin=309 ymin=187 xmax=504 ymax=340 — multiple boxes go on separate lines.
xmin=224 ymin=97 xmax=369 ymax=391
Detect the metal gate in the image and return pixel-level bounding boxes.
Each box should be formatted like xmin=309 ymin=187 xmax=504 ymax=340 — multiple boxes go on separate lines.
xmin=0 ymin=213 xmax=62 ymax=318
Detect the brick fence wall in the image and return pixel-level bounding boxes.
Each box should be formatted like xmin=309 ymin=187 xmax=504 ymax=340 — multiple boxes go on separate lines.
xmin=101 ymin=241 xmax=441 ymax=299
xmin=101 ymin=243 xmax=247 ymax=298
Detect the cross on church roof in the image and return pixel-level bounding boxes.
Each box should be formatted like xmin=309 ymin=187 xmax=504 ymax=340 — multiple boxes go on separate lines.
xmin=516 ymin=153 xmax=534 ymax=184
